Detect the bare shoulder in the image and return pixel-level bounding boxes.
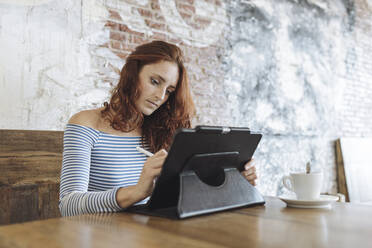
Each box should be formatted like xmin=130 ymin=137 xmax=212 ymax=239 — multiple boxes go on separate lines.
xmin=68 ymin=108 xmax=103 ymax=129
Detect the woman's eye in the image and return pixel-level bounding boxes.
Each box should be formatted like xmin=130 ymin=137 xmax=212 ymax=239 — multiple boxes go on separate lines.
xmin=151 ymin=78 xmax=159 ymax=85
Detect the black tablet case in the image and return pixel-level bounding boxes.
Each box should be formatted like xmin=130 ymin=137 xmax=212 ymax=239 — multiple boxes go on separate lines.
xmin=127 ymin=126 xmax=265 ymax=219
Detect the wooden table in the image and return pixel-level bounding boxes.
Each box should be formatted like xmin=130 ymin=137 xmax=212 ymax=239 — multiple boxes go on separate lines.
xmin=0 ymin=196 xmax=371 ymax=248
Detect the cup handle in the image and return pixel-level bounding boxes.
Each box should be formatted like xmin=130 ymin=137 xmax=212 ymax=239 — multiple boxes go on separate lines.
xmin=282 ymin=175 xmax=294 ymax=192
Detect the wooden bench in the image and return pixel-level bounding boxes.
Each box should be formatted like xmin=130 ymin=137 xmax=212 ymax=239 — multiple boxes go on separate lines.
xmin=0 ymin=130 xmax=63 ymax=225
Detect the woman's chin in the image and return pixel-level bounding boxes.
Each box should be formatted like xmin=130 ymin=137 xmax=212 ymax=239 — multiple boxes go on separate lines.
xmin=141 ymin=108 xmax=156 ymax=116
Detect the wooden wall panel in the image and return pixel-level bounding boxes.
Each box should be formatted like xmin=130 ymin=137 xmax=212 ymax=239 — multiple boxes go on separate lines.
xmin=0 ymin=130 xmax=63 ymax=225
xmin=0 ymin=151 xmax=62 ymax=185
xmin=0 ymin=130 xmax=63 ymax=153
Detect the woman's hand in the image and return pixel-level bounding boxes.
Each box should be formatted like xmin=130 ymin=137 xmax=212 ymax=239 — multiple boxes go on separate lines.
xmin=241 ymin=159 xmax=257 ymax=186
xmin=135 ymin=149 xmax=168 ymax=199
xmin=116 ymin=149 xmax=168 ymax=208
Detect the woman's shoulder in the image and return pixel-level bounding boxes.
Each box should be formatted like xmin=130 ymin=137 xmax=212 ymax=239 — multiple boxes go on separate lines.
xmin=68 ymin=108 xmax=103 ymax=130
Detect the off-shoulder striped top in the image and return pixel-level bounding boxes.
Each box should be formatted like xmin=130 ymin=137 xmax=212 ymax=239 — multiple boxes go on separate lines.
xmin=59 ymin=124 xmax=149 ymax=216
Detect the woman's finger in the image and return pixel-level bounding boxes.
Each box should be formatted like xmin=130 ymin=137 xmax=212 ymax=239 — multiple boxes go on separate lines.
xmin=244 ymin=166 xmax=256 ymax=175
xmin=249 ymin=180 xmax=257 ymax=186
xmin=144 ymin=160 xmax=164 ymax=171
xmin=244 ymin=159 xmax=254 ymax=170
xmin=145 ymin=152 xmax=167 ymax=169
xmin=147 ymin=156 xmax=166 ymax=164
xmin=244 ymin=173 xmax=257 ymax=181
xmin=152 ymin=167 xmax=162 ymax=177
xmin=154 ymin=149 xmax=168 ymax=156
xmin=241 ymin=171 xmax=257 ymax=180
xmin=240 ymin=171 xmax=257 ymax=186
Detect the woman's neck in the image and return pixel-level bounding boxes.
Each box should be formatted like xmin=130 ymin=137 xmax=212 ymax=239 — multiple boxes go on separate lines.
xmin=96 ymin=107 xmax=142 ymax=137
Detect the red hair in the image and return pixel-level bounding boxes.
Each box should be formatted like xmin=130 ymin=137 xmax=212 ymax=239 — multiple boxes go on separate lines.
xmin=101 ymin=40 xmax=195 ymax=151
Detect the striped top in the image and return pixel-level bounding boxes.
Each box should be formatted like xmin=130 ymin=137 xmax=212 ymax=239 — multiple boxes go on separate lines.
xmin=59 ymin=124 xmax=150 ymax=217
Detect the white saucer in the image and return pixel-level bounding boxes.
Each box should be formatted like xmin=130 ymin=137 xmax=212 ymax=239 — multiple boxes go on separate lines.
xmin=279 ymin=195 xmax=339 ymax=209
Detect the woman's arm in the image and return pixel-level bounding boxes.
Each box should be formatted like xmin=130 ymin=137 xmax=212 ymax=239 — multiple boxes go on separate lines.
xmin=59 ymin=123 xmax=124 ymax=216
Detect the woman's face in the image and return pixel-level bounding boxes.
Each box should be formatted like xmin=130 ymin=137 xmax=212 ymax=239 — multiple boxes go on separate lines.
xmin=135 ymin=60 xmax=179 ymax=116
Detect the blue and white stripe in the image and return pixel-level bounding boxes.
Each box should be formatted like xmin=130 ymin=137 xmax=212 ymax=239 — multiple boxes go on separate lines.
xmin=59 ymin=124 xmax=149 ymax=216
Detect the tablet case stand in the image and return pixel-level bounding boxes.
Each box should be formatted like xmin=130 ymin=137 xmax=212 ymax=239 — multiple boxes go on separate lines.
xmin=169 ymin=152 xmax=264 ymax=218
xmin=127 ymin=127 xmax=265 ymax=219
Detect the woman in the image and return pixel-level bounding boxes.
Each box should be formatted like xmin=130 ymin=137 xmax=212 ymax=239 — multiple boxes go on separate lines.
xmin=59 ymin=40 xmax=257 ymax=216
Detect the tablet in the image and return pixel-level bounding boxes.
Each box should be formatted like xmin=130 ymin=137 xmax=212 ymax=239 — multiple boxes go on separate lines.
xmin=146 ymin=125 xmax=262 ymax=210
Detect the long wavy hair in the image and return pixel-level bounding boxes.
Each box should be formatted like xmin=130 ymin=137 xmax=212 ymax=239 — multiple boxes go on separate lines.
xmin=101 ymin=40 xmax=195 ymax=152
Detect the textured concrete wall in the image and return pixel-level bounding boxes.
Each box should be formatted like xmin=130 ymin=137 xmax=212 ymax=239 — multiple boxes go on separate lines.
xmin=1 ymin=0 xmax=371 ymax=196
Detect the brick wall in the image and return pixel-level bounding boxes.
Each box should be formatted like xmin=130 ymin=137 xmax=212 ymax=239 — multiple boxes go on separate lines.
xmin=337 ymin=0 xmax=372 ymax=137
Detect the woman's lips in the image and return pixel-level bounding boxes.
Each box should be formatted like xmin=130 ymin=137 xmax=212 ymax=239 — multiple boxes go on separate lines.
xmin=147 ymin=100 xmax=158 ymax=108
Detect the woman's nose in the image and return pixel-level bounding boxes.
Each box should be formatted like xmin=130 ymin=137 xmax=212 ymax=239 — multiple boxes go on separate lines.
xmin=156 ymin=87 xmax=167 ymax=100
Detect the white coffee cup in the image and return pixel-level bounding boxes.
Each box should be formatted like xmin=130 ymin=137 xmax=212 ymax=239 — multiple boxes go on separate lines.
xmin=282 ymin=172 xmax=323 ymax=200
